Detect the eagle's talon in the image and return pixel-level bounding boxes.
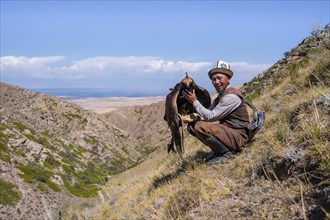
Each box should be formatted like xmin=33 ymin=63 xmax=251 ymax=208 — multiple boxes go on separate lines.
xmin=167 ymin=142 xmax=176 ymax=153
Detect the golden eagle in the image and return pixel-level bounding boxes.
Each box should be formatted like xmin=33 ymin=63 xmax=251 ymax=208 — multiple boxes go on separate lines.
xmin=164 ymin=73 xmax=211 ymax=160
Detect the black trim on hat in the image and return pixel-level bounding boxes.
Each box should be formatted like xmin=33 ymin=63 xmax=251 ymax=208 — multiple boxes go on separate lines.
xmin=208 ymin=68 xmax=233 ymax=79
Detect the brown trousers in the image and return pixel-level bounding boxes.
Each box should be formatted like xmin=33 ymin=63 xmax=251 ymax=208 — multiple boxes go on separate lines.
xmin=188 ymin=121 xmax=248 ymax=152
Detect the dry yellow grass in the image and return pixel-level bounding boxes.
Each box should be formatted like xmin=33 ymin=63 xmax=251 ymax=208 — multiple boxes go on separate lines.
xmin=64 ymin=41 xmax=330 ymax=220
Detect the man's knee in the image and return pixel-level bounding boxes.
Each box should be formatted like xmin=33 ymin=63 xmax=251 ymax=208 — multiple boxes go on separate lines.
xmin=187 ymin=121 xmax=208 ymax=137
xmin=194 ymin=121 xmax=208 ymax=134
xmin=193 ymin=121 xmax=215 ymax=141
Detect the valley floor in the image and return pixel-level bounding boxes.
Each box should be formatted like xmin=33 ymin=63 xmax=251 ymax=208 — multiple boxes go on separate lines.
xmin=68 ymin=96 xmax=165 ymax=113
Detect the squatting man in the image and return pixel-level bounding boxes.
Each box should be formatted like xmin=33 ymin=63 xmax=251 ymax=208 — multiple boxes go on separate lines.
xmin=183 ymin=60 xmax=250 ymax=165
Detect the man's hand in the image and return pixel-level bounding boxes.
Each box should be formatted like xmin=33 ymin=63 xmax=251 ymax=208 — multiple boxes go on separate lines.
xmin=183 ymin=89 xmax=197 ymax=104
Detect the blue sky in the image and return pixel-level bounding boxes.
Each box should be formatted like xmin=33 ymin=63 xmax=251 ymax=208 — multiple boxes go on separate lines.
xmin=1 ymin=0 xmax=329 ymax=97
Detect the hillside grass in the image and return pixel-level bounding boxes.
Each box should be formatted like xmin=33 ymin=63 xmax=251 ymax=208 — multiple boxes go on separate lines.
xmin=0 ymin=179 xmax=21 ymax=205
xmin=64 ymin=46 xmax=329 ymax=219
xmin=1 ymin=121 xmax=116 ymax=198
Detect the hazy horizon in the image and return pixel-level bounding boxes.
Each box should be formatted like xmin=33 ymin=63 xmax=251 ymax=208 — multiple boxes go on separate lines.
xmin=1 ymin=1 xmax=329 ymax=97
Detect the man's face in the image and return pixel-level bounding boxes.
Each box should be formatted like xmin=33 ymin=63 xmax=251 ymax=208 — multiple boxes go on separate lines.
xmin=211 ymin=73 xmax=230 ymax=93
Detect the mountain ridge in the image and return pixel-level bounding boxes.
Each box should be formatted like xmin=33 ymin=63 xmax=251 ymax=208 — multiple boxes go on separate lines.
xmin=1 ymin=23 xmax=329 ymax=219
xmin=65 ymin=23 xmax=329 ymax=219
xmin=0 ymin=82 xmax=169 ymax=219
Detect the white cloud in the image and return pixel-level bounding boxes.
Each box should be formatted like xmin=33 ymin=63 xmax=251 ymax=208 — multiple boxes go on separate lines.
xmin=0 ymin=56 xmax=65 ymax=66
xmin=146 ymin=60 xmax=211 ymax=73
xmin=0 ymin=56 xmax=65 ymax=77
xmin=0 ymin=56 xmax=212 ymax=79
xmin=230 ymin=61 xmax=270 ymax=76
xmin=228 ymin=61 xmax=271 ymax=85
xmin=1 ymin=56 xmax=271 ymax=89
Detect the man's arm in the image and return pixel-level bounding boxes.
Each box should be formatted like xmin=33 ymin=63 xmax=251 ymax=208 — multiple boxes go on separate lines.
xmin=193 ymin=94 xmax=241 ymax=121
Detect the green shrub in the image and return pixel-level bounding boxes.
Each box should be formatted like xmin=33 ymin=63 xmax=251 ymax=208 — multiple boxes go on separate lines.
xmin=0 ymin=151 xmax=11 ymax=163
xmin=61 ymin=168 xmax=102 ymax=197
xmin=0 ymin=131 xmax=8 ymax=152
xmin=63 ymin=179 xmax=99 ymax=197
xmin=44 ymin=153 xmax=61 ymax=169
xmin=13 ymin=121 xmax=28 ymax=132
xmin=17 ymin=163 xmax=60 ymax=192
xmin=83 ymin=136 xmax=99 ymax=145
xmin=0 ymin=179 xmax=21 ymax=205
xmin=60 ymin=160 xmax=111 ymax=197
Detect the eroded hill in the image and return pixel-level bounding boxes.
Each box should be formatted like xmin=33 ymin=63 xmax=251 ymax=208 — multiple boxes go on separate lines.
xmin=65 ymin=24 xmax=330 ymax=219
xmin=0 ymin=84 xmax=169 ymax=219
xmin=1 ymin=24 xmax=329 ymax=220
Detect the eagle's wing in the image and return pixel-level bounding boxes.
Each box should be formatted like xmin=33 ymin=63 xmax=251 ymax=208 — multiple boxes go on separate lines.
xmin=164 ymin=82 xmax=184 ymax=158
xmin=195 ymin=85 xmax=211 ymax=108
xmin=164 ymin=83 xmax=181 ymax=121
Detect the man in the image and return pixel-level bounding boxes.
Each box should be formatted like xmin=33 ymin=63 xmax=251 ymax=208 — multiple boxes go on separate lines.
xmin=183 ymin=60 xmax=250 ymax=165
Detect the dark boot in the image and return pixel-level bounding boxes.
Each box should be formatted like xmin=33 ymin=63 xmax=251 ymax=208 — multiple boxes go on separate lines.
xmin=206 ymin=151 xmax=233 ymax=165
xmin=203 ymin=137 xmax=233 ymax=165
xmin=204 ymin=137 xmax=229 ymax=154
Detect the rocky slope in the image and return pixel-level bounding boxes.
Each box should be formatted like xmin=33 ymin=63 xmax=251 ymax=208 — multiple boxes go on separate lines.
xmin=0 ymin=84 xmax=168 ymax=219
xmin=1 ymin=24 xmax=329 ymax=220
xmin=65 ymin=24 xmax=329 ymax=219
xmin=241 ymin=23 xmax=330 ymax=99
xmin=104 ymin=102 xmax=169 ymax=153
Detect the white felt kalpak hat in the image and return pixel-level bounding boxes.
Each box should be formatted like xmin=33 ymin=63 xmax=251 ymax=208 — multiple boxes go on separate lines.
xmin=208 ymin=60 xmax=233 ymax=79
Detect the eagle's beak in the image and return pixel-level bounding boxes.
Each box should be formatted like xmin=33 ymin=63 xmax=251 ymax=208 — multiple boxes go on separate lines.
xmin=184 ymin=81 xmax=191 ymax=87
